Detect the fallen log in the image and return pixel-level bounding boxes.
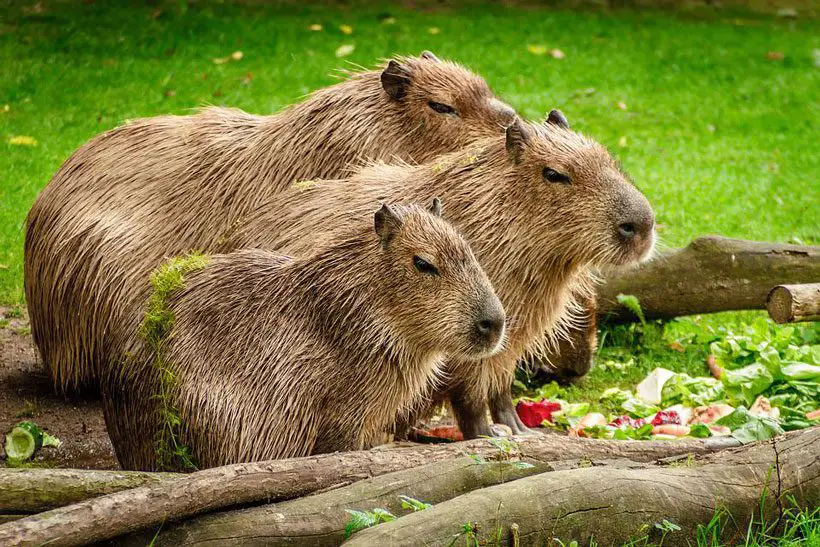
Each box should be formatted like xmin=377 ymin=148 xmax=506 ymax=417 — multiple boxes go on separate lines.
xmin=0 ymin=468 xmax=178 ymax=513
xmin=767 ymin=283 xmax=820 ymax=324
xmin=347 ymin=427 xmax=820 ymax=546
xmin=120 ymin=456 xmax=559 ymax=546
xmin=0 ymin=434 xmax=738 ymax=546
xmin=597 ymin=236 xmax=820 ymax=322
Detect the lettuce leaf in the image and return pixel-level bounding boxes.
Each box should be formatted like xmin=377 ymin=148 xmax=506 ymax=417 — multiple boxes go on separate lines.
xmin=715 ymin=406 xmax=784 ymax=443
xmin=688 ymin=424 xmax=712 ymax=438
xmin=661 ymin=373 xmax=725 ymax=407
xmin=722 ymin=363 xmax=774 ymax=407
xmin=780 ymin=363 xmax=820 ymax=382
xmin=621 ymin=396 xmax=659 ymax=419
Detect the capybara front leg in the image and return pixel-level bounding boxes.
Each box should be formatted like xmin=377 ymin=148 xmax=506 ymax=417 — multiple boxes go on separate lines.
xmin=490 ymin=387 xmax=536 ymax=436
xmin=449 ymin=385 xmax=493 ymax=439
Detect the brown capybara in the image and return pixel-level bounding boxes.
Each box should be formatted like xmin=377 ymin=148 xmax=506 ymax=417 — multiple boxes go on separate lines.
xmin=102 ymin=200 xmax=506 ymax=470
xmin=219 ymin=113 xmax=656 ymax=438
xmin=25 ymin=51 xmax=516 ymax=395
xmin=529 ymin=292 xmax=598 ymax=384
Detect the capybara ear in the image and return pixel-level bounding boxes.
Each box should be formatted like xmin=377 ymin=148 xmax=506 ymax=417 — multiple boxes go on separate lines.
xmin=429 ymin=197 xmax=443 ymax=217
xmin=505 ymin=117 xmax=531 ymax=164
xmin=381 ymin=60 xmax=412 ymax=101
xmin=420 ymin=50 xmax=441 ymax=62
xmin=546 ymin=109 xmax=570 ymax=130
xmin=374 ymin=203 xmax=403 ymax=248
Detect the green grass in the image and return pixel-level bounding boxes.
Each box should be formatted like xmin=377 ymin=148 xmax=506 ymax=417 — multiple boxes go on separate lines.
xmin=0 ymin=3 xmax=817 ymax=538
xmin=695 ymin=503 xmax=820 ymax=547
xmin=552 ymin=310 xmax=766 ymax=408
xmin=1 ymin=1 xmax=818 ymax=302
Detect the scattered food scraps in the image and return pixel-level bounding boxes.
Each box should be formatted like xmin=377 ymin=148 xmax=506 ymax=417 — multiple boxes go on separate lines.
xmin=4 ymin=421 xmax=61 ymax=462
xmin=515 ymin=399 xmax=561 ymax=427
xmin=409 ymin=425 xmax=462 ymax=443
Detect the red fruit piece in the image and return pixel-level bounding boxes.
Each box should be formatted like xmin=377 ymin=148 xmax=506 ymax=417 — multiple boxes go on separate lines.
xmin=408 ymin=426 xmax=463 ymax=443
xmin=651 ymin=410 xmax=682 ymax=426
xmin=515 ymin=399 xmax=561 ymax=428
xmin=610 ymin=415 xmax=647 ymax=429
xmin=424 ymin=426 xmax=463 ymax=441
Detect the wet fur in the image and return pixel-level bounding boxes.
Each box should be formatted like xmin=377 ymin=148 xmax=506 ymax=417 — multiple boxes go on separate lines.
xmin=221 ymin=120 xmax=654 ymax=438
xmin=25 ymin=55 xmax=514 ymax=394
xmin=103 ymin=204 xmax=501 ymax=469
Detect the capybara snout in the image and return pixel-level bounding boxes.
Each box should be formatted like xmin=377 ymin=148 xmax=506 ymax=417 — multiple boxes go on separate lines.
xmin=472 ymin=294 xmax=506 ymax=356
xmin=612 ymin=183 xmax=655 ymax=264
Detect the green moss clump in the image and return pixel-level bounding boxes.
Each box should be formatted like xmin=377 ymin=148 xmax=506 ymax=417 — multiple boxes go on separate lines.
xmin=139 ymin=252 xmax=210 ymax=347
xmin=139 ymin=251 xmax=209 ymax=471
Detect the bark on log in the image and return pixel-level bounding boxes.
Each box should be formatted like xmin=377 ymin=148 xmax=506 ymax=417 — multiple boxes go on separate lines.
xmin=0 ymin=468 xmax=178 ymax=513
xmin=119 ymin=457 xmax=559 ymax=546
xmin=347 ymin=428 xmax=820 ymax=547
xmin=767 ymin=283 xmax=820 ymax=324
xmin=0 ymin=434 xmax=738 ymax=546
xmin=598 ymin=236 xmax=820 ymax=322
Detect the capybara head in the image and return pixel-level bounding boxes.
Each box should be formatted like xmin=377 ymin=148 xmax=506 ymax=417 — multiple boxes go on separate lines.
xmin=374 ymin=198 xmax=506 ymax=359
xmin=380 ymin=51 xmax=517 ymax=148
xmin=503 ymin=111 xmax=655 ymax=268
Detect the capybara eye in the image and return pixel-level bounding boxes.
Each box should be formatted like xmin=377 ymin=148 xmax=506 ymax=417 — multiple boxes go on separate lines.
xmin=428 ymin=101 xmax=456 ymax=115
xmin=543 ymin=167 xmax=571 ymax=184
xmin=413 ymin=255 xmax=440 ymax=276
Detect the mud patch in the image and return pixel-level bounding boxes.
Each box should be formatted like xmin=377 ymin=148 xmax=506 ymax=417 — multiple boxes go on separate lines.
xmin=0 ymin=307 xmax=118 ymax=469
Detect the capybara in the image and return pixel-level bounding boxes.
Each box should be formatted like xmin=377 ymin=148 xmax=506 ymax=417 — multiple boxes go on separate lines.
xmin=103 ymin=200 xmax=506 ymax=470
xmin=219 ymin=113 xmax=655 ymax=438
xmin=25 ymin=52 xmax=516 ymax=394
xmin=530 ymin=292 xmax=598 ymax=385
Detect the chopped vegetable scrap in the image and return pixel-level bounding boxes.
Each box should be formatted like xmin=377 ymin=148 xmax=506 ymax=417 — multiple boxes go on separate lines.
xmin=515 ymin=399 xmax=561 ymax=428
xmin=408 ymin=425 xmax=463 ymax=443
xmin=4 ymin=421 xmax=61 ymax=462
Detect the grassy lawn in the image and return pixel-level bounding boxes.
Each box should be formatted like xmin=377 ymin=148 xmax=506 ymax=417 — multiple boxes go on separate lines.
xmin=1 ymin=1 xmax=818 ymax=303
xmin=0 ymin=2 xmax=818 ymax=541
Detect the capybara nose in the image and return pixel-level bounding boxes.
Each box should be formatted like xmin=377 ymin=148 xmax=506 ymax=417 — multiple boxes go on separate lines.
xmin=617 ymin=211 xmax=654 ymax=242
xmin=617 ymin=202 xmax=655 ymax=251
xmin=618 ymin=222 xmax=636 ymax=239
xmin=475 ymin=309 xmax=505 ymax=348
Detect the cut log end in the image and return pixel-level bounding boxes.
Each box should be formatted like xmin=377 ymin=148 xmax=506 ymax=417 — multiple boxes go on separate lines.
xmin=767 ymin=283 xmax=820 ymax=324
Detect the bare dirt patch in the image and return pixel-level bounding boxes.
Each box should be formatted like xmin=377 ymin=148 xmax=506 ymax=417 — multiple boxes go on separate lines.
xmin=0 ymin=307 xmax=118 ymax=469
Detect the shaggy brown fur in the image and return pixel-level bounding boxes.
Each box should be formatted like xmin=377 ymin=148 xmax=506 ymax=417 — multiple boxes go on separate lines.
xmin=25 ymin=52 xmax=516 ymax=394
xmin=103 ymin=202 xmax=505 ymax=470
xmin=530 ymin=293 xmax=598 ymax=384
xmin=220 ymin=115 xmax=656 ymax=438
